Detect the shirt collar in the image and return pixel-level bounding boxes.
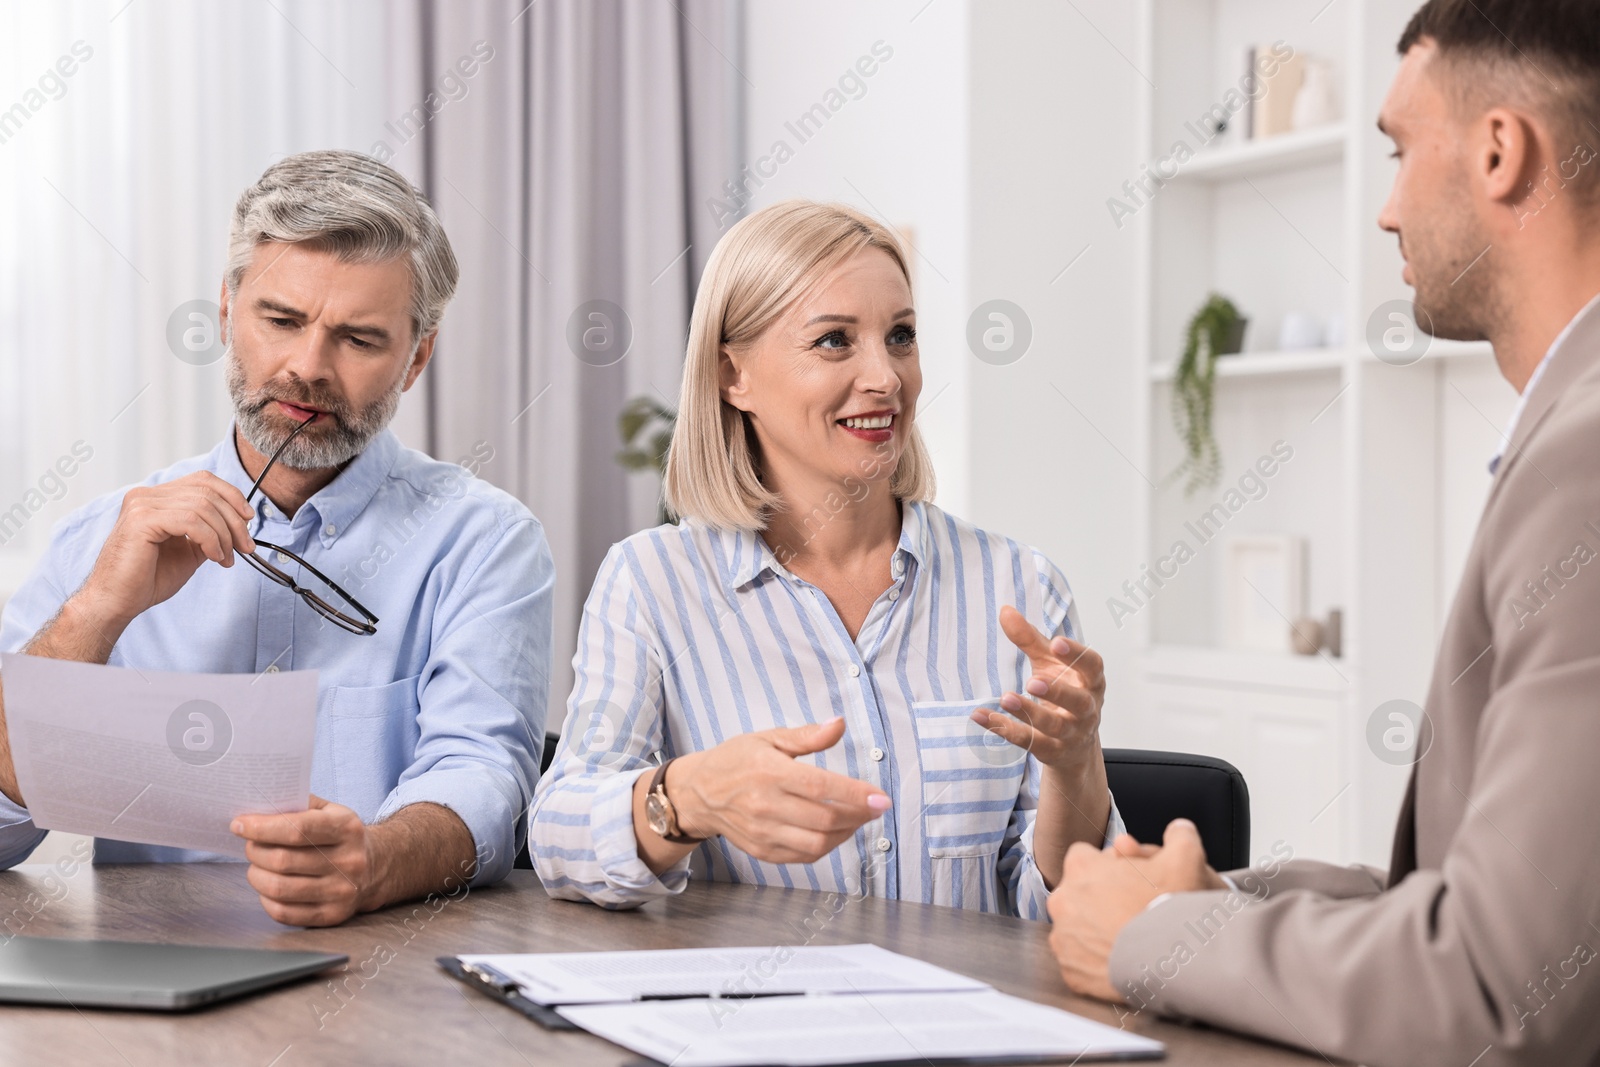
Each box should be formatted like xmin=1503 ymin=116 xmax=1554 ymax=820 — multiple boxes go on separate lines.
xmin=896 ymin=499 xmax=930 ymax=571
xmin=215 ymin=424 xmax=400 ymax=543
xmin=1490 ymin=292 xmax=1600 ymax=474
xmin=721 ymin=498 xmax=931 ymax=590
xmin=724 ymin=525 xmax=783 ymax=589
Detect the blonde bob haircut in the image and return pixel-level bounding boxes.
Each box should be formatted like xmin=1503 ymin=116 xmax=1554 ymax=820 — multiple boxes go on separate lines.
xmin=663 ymin=199 xmax=936 ymax=532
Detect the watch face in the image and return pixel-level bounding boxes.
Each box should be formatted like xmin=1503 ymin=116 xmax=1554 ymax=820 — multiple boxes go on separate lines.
xmin=645 ymin=790 xmax=672 ymax=837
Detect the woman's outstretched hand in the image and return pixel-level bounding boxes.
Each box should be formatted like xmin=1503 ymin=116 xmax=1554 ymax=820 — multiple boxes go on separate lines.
xmin=666 ymin=717 xmax=892 ymax=865
xmin=976 ymin=606 xmax=1106 ymax=777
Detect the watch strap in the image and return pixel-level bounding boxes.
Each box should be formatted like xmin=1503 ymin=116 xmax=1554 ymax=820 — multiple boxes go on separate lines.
xmin=649 ymin=757 xmax=704 ymax=845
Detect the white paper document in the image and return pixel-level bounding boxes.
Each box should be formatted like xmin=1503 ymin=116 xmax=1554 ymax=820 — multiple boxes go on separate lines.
xmin=558 ymin=989 xmax=1165 ymax=1066
xmin=0 ymin=654 xmax=318 ymax=858
xmin=458 ymin=944 xmax=988 ymax=1006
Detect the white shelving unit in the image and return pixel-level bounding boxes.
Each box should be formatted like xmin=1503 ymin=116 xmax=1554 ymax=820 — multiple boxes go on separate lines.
xmin=1357 ymin=337 xmax=1495 ymax=364
xmin=1130 ymin=0 xmax=1514 ymax=869
xmin=1176 ymin=122 xmax=1347 ymax=182
xmin=1149 ymin=347 xmax=1347 ymax=382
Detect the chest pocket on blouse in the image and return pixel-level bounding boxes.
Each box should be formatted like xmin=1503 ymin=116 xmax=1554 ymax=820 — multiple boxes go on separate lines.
xmin=910 ymin=698 xmax=1028 ymax=858
xmin=318 ymin=676 xmax=421 ymax=823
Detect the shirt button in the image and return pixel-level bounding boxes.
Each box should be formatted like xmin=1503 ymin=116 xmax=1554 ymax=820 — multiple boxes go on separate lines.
xmin=848 ymin=664 xmax=861 ymax=677
xmin=275 ymin=551 xmax=291 ymax=565
xmin=892 ymin=558 xmax=903 ymax=576
xmin=870 ymin=747 xmax=885 ymax=762
xmin=324 ymin=523 xmax=336 ymax=536
xmin=888 ymin=590 xmax=900 ymax=601
xmin=876 ymin=838 xmax=892 ymax=852
xmin=265 ymin=665 xmax=280 ymax=674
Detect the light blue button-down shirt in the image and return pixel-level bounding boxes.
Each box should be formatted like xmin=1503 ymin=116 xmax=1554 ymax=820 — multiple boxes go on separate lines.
xmin=0 ymin=427 xmax=554 ymax=884
xmin=531 ymin=501 xmax=1122 ymax=918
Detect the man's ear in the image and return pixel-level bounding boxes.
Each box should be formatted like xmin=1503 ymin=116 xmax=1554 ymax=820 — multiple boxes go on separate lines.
xmin=217 ymin=281 xmax=232 ymax=346
xmin=403 ymin=332 xmax=437 ymax=391
xmin=1478 ymin=105 xmax=1539 ymax=207
xmin=719 ymin=344 xmax=753 ymax=413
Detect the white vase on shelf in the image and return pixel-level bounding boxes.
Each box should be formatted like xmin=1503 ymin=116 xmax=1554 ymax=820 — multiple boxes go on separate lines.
xmin=1278 ymin=312 xmax=1325 ymax=351
xmin=1292 ymin=59 xmax=1339 ymax=130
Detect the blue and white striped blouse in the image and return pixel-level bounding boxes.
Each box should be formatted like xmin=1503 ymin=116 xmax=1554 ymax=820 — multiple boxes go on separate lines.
xmin=529 ymin=500 xmax=1123 ymax=918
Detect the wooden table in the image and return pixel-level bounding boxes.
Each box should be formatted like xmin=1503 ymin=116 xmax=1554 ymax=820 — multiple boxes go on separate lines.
xmin=0 ymin=864 xmax=1327 ymax=1066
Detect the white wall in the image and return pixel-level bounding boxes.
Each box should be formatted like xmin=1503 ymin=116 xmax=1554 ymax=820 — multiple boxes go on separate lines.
xmin=740 ymin=0 xmax=970 ymax=516
xmin=966 ymin=1 xmax=1143 ymax=747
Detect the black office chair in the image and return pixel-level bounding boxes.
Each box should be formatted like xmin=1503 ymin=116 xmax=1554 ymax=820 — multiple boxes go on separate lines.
xmin=514 ymin=739 xmax=1251 ymax=874
xmin=1103 ymin=748 xmax=1250 ymax=872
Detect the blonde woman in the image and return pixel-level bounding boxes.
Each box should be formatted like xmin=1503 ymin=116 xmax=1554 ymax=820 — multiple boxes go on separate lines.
xmin=530 ymin=200 xmax=1122 ymax=917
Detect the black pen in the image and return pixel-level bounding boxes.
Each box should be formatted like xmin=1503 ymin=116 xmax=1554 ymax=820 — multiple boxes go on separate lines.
xmin=636 ymin=990 xmax=797 ymax=1002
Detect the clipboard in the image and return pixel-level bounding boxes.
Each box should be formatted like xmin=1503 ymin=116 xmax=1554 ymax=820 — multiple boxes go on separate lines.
xmin=436 ymin=949 xmax=1165 ymax=1065
xmin=437 ymin=956 xmax=578 ymax=1030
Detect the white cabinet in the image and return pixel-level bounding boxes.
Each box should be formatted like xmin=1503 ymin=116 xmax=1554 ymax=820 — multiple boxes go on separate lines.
xmin=1140 ymin=668 xmax=1346 ymax=864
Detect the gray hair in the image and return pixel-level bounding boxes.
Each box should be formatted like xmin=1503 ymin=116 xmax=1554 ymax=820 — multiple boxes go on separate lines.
xmin=225 ymin=150 xmax=459 ymax=345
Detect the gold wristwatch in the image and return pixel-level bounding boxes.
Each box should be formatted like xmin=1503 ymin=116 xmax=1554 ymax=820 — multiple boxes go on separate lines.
xmin=645 ymin=757 xmax=704 ymax=845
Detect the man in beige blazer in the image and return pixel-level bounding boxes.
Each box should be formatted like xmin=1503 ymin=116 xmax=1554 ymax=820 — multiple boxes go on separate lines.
xmin=1044 ymin=2 xmax=1600 ymax=1064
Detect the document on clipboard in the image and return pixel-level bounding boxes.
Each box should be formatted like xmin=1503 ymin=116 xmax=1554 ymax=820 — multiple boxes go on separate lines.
xmin=454 ymin=943 xmax=986 ymax=1005
xmin=440 ymin=944 xmax=1165 ymax=1065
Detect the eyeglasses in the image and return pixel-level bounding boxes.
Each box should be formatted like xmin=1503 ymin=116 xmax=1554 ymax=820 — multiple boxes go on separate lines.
xmin=239 ymin=413 xmax=380 ymax=636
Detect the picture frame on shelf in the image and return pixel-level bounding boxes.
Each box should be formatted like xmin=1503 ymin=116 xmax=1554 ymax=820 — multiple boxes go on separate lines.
xmin=1222 ymin=535 xmax=1306 ymax=653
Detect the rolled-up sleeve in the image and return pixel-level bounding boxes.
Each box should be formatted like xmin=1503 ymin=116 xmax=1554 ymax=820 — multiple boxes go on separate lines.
xmin=530 ymin=544 xmax=690 ymax=909
xmin=1003 ymin=763 xmax=1127 ymax=919
xmin=379 ymin=516 xmax=553 ymax=886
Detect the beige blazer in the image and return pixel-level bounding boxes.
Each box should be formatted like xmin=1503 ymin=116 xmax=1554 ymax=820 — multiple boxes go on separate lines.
xmin=1109 ymin=299 xmax=1600 ymax=1067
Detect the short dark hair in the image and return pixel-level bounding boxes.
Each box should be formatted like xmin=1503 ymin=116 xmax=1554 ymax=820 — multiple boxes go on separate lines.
xmin=1399 ymin=0 xmax=1600 ymax=68
xmin=1398 ymin=0 xmax=1600 ymax=195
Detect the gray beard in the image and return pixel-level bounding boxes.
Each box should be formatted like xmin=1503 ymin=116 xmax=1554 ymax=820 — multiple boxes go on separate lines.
xmin=225 ymin=349 xmax=406 ymax=470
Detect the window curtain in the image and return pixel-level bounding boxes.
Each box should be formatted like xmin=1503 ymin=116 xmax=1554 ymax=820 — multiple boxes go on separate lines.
xmin=395 ymin=0 xmax=742 ymax=710
xmin=0 ymin=0 xmax=418 ymax=597
xmin=0 ymin=0 xmax=743 ymax=716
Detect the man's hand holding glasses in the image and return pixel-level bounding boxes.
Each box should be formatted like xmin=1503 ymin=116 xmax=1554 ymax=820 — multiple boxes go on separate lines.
xmin=70 ymin=412 xmax=376 ymax=646
xmin=70 ymin=470 xmax=260 ymax=650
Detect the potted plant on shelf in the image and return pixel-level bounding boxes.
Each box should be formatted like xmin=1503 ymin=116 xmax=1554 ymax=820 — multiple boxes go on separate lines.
xmin=616 ymin=395 xmax=677 ymax=524
xmin=1169 ymin=293 xmax=1247 ymax=495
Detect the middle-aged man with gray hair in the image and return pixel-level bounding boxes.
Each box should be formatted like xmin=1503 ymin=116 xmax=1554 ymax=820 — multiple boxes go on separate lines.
xmin=0 ymin=150 xmax=554 ymax=926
